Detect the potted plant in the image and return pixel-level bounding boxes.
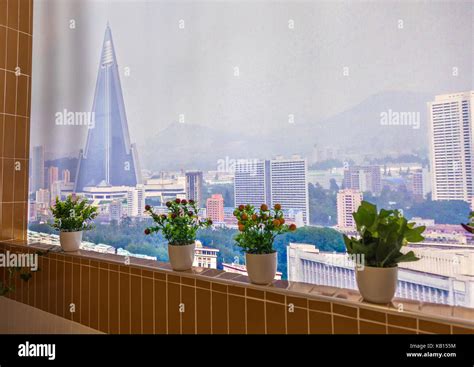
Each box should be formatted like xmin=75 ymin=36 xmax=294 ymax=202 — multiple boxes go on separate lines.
xmin=233 ymin=203 xmax=296 ymax=285
xmin=144 ymin=199 xmax=212 ymax=271
xmin=343 ymin=201 xmax=425 ymax=303
xmin=50 ymin=195 xmax=98 ymax=252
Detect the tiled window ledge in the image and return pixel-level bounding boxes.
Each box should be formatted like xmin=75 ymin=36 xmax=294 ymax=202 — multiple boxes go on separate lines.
xmin=1 ymin=239 xmax=473 ymax=334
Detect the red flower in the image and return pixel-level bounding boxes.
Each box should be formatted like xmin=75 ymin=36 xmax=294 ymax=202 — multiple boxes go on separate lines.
xmin=181 ymin=199 xmax=188 ymax=205
xmin=171 ymin=213 xmax=177 ymax=219
xmin=274 ymin=203 xmax=282 ymax=211
xmin=145 ymin=205 xmax=151 ymax=211
xmin=166 ymin=201 xmax=172 ymax=207
xmin=161 ymin=214 xmax=167 ymax=220
xmin=175 ymin=198 xmax=181 ymax=204
xmin=144 ymin=228 xmax=151 ymax=235
xmin=208 ymin=219 xmax=213 ymax=225
xmin=289 ymin=224 xmax=297 ymax=231
xmin=189 ymin=199 xmax=195 ymax=205
xmin=260 ymin=204 xmax=269 ymax=211
xmin=238 ymin=205 xmax=245 ymax=211
xmin=188 ymin=211 xmax=194 ymax=216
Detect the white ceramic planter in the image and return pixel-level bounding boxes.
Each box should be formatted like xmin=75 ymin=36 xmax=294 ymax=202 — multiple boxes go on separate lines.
xmin=168 ymin=242 xmax=195 ymax=271
xmin=245 ymin=252 xmax=277 ymax=285
xmin=356 ymin=265 xmax=398 ymax=304
xmin=59 ymin=231 xmax=83 ymax=252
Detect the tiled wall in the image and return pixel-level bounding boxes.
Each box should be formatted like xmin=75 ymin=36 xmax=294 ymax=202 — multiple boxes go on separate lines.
xmin=1 ymin=241 xmax=474 ymax=334
xmin=0 ymin=0 xmax=33 ymax=242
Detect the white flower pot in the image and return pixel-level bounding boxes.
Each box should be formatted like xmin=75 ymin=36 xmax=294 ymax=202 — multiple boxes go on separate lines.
xmin=245 ymin=252 xmax=277 ymax=285
xmin=356 ymin=265 xmax=398 ymax=304
xmin=168 ymin=243 xmax=195 ymax=271
xmin=59 ymin=231 xmax=83 ymax=252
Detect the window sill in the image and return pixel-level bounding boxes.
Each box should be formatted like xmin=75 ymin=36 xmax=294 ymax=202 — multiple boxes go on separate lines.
xmin=1 ymin=239 xmax=473 ymax=334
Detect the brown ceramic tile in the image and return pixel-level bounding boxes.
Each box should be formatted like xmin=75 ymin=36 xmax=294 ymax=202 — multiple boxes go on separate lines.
xmin=6 ymin=27 xmax=17 ymax=71
xmin=167 ymin=274 xmax=180 ymax=284
xmin=333 ymin=303 xmax=358 ymax=318
xmin=286 ymin=295 xmax=308 ymax=309
xmin=0 ymin=27 xmax=5 ymax=71
xmin=287 ymin=306 xmax=309 ymax=334
xmin=142 ymin=277 xmax=154 ymax=334
xmin=0 ymin=72 xmax=5 ymax=114
xmin=4 ymin=72 xmax=16 ymax=114
xmin=360 ymin=320 xmax=386 ymax=334
xmin=196 ymin=288 xmax=211 ymax=334
xmin=388 ymin=326 xmax=417 ymax=334
xmin=387 ymin=312 xmax=417 ymax=329
xmin=309 ymin=310 xmax=332 ymax=334
xmin=0 ymin=2 xmax=6 ymax=26
xmin=16 ymin=75 xmax=27 ymax=118
xmin=13 ymin=161 xmax=26 ymax=202
xmin=109 ymin=270 xmax=119 ymax=334
xmin=130 ymin=275 xmax=142 ymax=334
xmin=88 ymin=266 xmax=99 ymax=330
xmin=1 ymin=202 xmax=13 ymax=240
xmin=211 ymin=282 xmax=227 ymax=294
xmin=48 ymin=259 xmax=57 ymax=315
xmin=18 ymin=0 xmax=29 ymax=33
xmin=196 ymin=279 xmax=210 ymax=289
xmin=359 ymin=308 xmax=387 ymax=324
xmin=181 ymin=285 xmax=195 ymax=334
xmin=211 ymin=291 xmax=228 ymax=334
xmin=181 ymin=276 xmax=195 ymax=287
xmin=309 ymin=299 xmax=331 ymax=312
xmin=228 ymin=285 xmax=245 ymax=296
xmin=153 ymin=271 xmax=165 ymax=281
xmin=154 ymin=280 xmax=166 ymax=334
xmin=64 ymin=261 xmax=72 ymax=320
xmin=80 ymin=265 xmax=90 ymax=327
xmin=13 ymin=202 xmax=26 ymax=240
xmin=418 ymin=319 xmax=451 ymax=334
xmin=246 ymin=287 xmax=264 ymax=300
xmin=7 ymin=0 xmax=19 ymax=30
xmin=246 ymin=298 xmax=265 ymax=334
xmin=265 ymin=301 xmax=286 ymax=334
xmin=72 ymin=263 xmax=80 ymax=322
xmin=452 ymin=326 xmax=474 ymax=334
xmin=333 ymin=315 xmax=358 ymax=334
xmin=265 ymin=291 xmax=285 ymax=304
xmin=228 ymin=295 xmax=246 ymax=334
xmin=167 ymin=281 xmax=181 ymax=334
xmin=119 ymin=272 xmax=130 ymax=334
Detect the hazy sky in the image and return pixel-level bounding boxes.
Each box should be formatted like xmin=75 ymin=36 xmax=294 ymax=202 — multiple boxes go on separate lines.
xmin=31 ymin=0 xmax=473 ymax=160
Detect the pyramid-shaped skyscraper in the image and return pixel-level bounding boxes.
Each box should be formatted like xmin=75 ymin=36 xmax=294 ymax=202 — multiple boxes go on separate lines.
xmin=74 ymin=25 xmax=141 ymax=192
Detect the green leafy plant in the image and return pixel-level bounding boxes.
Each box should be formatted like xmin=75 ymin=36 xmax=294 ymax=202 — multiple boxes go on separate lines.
xmin=50 ymin=195 xmax=98 ymax=232
xmin=343 ymin=201 xmax=425 ymax=268
xmin=461 ymin=211 xmax=474 ymax=233
xmin=233 ymin=204 xmax=297 ymax=254
xmin=144 ymin=199 xmax=212 ymax=245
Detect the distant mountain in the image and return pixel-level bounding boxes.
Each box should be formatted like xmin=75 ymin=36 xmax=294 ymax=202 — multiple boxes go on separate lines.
xmin=142 ymin=91 xmax=433 ymax=171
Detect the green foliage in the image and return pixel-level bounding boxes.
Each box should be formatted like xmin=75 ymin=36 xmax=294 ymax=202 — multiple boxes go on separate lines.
xmin=233 ymin=204 xmax=297 ymax=254
xmin=50 ymin=195 xmax=98 ymax=232
xmin=343 ymin=201 xmax=425 ymax=268
xmin=308 ymin=183 xmax=337 ymax=226
xmin=145 ymin=199 xmax=212 ymax=245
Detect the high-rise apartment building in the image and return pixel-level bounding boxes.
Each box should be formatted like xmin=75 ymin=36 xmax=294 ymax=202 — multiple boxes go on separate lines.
xmin=206 ymin=194 xmax=224 ymax=223
xmin=31 ymin=145 xmax=45 ymax=193
xmin=343 ymin=165 xmax=381 ymax=194
xmin=185 ymin=171 xmax=203 ymax=206
xmin=126 ymin=185 xmax=145 ymax=217
xmin=336 ymin=189 xmax=363 ymax=229
xmin=47 ymin=166 xmax=59 ymax=189
xmin=62 ymin=169 xmax=71 ymax=184
xmin=428 ymin=91 xmax=474 ymax=202
xmin=234 ymin=157 xmax=309 ymax=225
xmin=109 ymin=200 xmax=123 ymax=222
